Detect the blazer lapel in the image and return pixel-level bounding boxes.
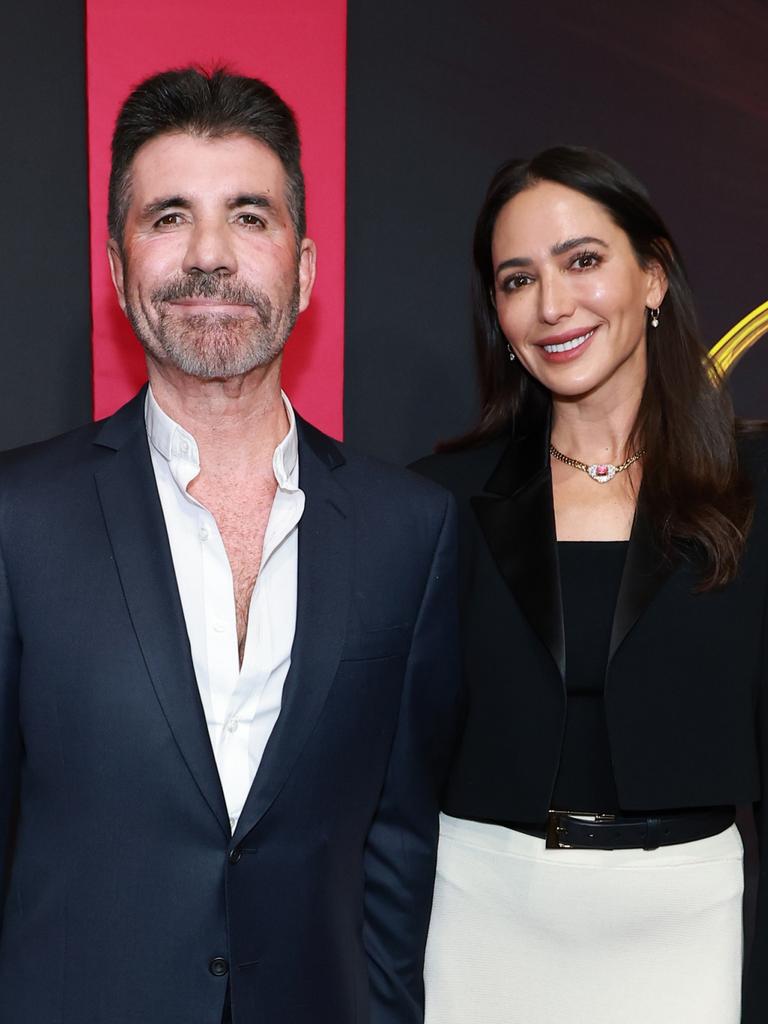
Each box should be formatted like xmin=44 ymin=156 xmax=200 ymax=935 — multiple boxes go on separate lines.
xmin=93 ymin=390 xmax=229 ymax=837
xmin=608 ymin=495 xmax=675 ymax=663
xmin=470 ymin=399 xmax=675 ymax=679
xmin=233 ymin=418 xmax=352 ymax=842
xmin=471 ymin=409 xmax=565 ymax=681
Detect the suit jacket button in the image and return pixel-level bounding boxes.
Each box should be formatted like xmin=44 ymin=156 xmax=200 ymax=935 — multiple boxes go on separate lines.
xmin=209 ymin=957 xmax=229 ymax=977
xmin=229 ymin=847 xmax=242 ymax=865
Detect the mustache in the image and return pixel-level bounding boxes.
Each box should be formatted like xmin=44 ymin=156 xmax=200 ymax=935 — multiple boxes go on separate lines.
xmin=152 ymin=275 xmax=272 ymax=326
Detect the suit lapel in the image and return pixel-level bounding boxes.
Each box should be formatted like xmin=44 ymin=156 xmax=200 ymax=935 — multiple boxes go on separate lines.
xmin=471 ymin=408 xmax=565 ymax=681
xmin=233 ymin=418 xmax=351 ymax=842
xmin=608 ymin=495 xmax=675 ymax=663
xmin=93 ymin=390 xmax=230 ymax=837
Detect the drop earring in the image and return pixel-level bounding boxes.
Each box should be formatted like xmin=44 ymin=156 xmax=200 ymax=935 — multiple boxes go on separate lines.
xmin=649 ymin=307 xmax=660 ymax=328
xmin=507 ymin=344 xmax=516 ymax=362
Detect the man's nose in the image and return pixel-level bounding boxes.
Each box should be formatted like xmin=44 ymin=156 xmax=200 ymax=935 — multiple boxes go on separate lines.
xmin=181 ymin=220 xmax=237 ymax=276
xmin=538 ymin=269 xmax=576 ymax=324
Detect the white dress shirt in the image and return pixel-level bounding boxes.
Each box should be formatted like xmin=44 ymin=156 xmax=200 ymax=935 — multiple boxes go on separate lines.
xmin=145 ymin=386 xmax=305 ymax=833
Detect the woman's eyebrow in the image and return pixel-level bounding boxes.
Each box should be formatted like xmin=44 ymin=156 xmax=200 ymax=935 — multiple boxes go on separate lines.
xmin=550 ymin=235 xmax=608 ymax=256
xmin=496 ymin=236 xmax=609 ymax=275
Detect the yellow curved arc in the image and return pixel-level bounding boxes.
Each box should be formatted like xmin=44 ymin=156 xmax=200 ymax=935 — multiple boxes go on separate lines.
xmin=708 ymin=299 xmax=768 ymax=376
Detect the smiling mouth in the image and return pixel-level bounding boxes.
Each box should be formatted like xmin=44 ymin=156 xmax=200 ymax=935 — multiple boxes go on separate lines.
xmin=542 ymin=329 xmax=596 ymax=354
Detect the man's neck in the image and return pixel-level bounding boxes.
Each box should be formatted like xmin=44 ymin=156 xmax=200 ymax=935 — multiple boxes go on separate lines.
xmin=147 ymin=357 xmax=290 ymax=476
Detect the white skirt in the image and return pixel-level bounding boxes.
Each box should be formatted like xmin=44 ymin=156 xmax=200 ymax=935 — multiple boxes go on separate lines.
xmin=424 ymin=813 xmax=744 ymax=1024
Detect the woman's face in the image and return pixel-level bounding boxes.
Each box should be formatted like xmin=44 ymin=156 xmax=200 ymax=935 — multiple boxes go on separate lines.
xmin=491 ymin=180 xmax=666 ymax=403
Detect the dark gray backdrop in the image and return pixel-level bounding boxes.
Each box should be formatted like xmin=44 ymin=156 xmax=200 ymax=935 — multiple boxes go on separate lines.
xmin=1 ymin=1 xmax=91 ymax=450
xmin=344 ymin=0 xmax=768 ymax=465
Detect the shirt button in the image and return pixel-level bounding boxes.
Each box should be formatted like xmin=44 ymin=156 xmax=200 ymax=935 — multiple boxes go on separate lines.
xmin=180 ymin=439 xmax=190 ymax=455
xmin=229 ymin=816 xmax=237 ymax=832
xmin=213 ymin=620 xmax=225 ymax=633
xmin=209 ymin=957 xmax=229 ymax=977
xmin=226 ymin=719 xmax=239 ymax=733
xmin=199 ymin=525 xmax=209 ymax=541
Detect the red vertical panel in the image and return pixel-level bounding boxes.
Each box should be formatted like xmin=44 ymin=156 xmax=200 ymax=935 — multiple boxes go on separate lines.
xmin=86 ymin=0 xmax=346 ymax=439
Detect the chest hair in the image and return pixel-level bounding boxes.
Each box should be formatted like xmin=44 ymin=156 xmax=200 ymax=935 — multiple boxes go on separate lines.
xmin=190 ymin=475 xmax=278 ymax=664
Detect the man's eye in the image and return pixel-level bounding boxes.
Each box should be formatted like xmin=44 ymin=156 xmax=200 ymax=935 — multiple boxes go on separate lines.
xmin=238 ymin=213 xmax=266 ymax=228
xmin=154 ymin=213 xmax=183 ymax=227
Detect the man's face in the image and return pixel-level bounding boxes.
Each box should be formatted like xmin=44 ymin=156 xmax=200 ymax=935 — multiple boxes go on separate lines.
xmin=108 ymin=131 xmax=315 ymax=380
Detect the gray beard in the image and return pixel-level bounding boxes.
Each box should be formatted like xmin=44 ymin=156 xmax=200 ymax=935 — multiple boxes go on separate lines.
xmin=127 ymin=272 xmax=300 ymax=379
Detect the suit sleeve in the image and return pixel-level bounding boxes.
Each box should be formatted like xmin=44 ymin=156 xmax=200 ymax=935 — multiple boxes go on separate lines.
xmin=362 ymin=491 xmax=463 ymax=1024
xmin=0 ymin=523 xmax=22 ymax=924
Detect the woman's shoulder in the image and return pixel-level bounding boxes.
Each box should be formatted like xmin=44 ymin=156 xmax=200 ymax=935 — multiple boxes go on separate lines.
xmin=409 ymin=433 xmax=511 ymax=498
xmin=736 ymin=421 xmax=768 ymax=483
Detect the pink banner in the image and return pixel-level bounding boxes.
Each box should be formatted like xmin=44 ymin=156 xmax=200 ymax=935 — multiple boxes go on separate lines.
xmin=86 ymin=0 xmax=346 ymax=438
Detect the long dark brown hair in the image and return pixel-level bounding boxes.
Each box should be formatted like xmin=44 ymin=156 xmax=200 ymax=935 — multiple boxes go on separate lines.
xmin=449 ymin=146 xmax=752 ymax=589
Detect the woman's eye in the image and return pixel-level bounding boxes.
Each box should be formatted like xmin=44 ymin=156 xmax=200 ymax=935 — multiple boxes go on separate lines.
xmin=503 ymin=273 xmax=533 ymax=292
xmin=571 ymin=250 xmax=601 ymax=270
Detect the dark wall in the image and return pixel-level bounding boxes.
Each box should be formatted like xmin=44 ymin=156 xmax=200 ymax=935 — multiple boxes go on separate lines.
xmin=0 ymin=1 xmax=92 ymax=450
xmin=345 ymin=0 xmax=768 ymax=464
xmin=3 ymin=2 xmax=766 ymax=456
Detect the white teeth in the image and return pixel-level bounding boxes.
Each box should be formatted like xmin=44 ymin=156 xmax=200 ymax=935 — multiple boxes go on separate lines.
xmin=543 ymin=329 xmax=594 ymax=353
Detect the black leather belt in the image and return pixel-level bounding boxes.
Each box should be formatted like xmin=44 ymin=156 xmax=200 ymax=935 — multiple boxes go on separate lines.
xmin=543 ymin=807 xmax=735 ymax=851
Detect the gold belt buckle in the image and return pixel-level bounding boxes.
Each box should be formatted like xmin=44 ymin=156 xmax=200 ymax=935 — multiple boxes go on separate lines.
xmin=545 ymin=810 xmax=616 ymax=850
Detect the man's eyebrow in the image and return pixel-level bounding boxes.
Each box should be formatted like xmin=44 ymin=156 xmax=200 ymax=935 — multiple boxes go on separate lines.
xmin=139 ymin=193 xmax=278 ymax=220
xmin=140 ymin=196 xmax=191 ymax=219
xmin=495 ymin=235 xmax=609 ymax=275
xmin=227 ymin=193 xmax=277 ymax=212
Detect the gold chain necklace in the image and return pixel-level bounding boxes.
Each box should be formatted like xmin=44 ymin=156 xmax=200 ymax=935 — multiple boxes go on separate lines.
xmin=549 ymin=443 xmax=645 ymax=484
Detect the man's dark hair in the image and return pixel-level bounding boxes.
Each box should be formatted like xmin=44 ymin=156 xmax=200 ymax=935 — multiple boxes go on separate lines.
xmin=108 ymin=66 xmax=306 ymax=247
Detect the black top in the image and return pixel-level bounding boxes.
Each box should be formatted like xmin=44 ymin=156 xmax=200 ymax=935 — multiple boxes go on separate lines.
xmin=550 ymin=541 xmax=627 ymax=812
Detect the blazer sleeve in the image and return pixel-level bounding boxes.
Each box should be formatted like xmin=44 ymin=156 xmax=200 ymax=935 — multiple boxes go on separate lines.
xmin=0 ymin=525 xmax=22 ymax=922
xmin=362 ymin=491 xmax=463 ymax=1024
xmin=743 ymin=580 xmax=768 ymax=1021
xmin=741 ymin=443 xmax=768 ymax=1023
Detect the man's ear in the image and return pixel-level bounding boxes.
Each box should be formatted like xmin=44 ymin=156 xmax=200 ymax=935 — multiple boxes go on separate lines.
xmin=297 ymin=237 xmax=317 ymax=314
xmin=107 ymin=239 xmax=127 ymax=313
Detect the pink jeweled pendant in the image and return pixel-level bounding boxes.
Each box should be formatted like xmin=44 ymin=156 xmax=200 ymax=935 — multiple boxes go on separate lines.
xmin=587 ymin=463 xmax=617 ymax=483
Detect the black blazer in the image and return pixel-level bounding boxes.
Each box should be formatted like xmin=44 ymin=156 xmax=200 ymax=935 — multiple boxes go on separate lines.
xmin=414 ymin=413 xmax=768 ymax=1022
xmin=0 ymin=389 xmax=462 ymax=1024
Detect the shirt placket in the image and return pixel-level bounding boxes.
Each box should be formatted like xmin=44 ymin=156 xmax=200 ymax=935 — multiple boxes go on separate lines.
xmin=147 ymin=393 xmax=304 ymax=836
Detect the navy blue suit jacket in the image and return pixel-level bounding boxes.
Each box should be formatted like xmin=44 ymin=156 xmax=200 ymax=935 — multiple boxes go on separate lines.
xmin=0 ymin=389 xmax=461 ymax=1024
